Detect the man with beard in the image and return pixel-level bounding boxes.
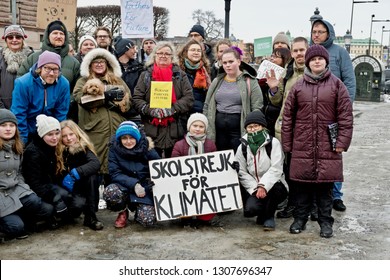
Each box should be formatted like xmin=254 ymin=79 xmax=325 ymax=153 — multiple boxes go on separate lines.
xmin=139 ymin=38 xmax=157 ymax=63
xmin=93 ymin=26 xmax=115 ymax=54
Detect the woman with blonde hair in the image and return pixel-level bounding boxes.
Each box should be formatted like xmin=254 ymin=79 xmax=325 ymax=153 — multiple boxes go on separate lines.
xmin=59 ymin=120 xmax=103 ymax=230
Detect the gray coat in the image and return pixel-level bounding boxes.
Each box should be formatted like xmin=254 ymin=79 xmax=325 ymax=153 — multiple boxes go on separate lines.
xmin=0 ymin=142 xmax=33 ymax=218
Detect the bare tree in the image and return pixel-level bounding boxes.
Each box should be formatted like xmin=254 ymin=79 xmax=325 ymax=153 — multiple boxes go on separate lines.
xmin=192 ymin=9 xmax=224 ymax=41
xmin=153 ymin=6 xmax=169 ymax=40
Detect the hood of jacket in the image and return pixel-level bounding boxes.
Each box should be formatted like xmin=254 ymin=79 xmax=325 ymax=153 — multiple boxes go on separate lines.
xmin=80 ymin=48 xmax=122 ymax=78
xmin=310 ymin=19 xmax=335 ymax=48
xmin=41 ymin=20 xmax=70 ymax=58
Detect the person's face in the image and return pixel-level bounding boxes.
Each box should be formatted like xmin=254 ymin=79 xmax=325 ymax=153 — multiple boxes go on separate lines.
xmin=291 ymin=41 xmax=307 ymax=66
xmin=270 ymin=53 xmax=283 ymax=67
xmin=311 ymin=23 xmax=328 ymax=45
xmin=49 ymin=30 xmax=65 ymax=47
xmin=125 ymin=46 xmax=136 ymax=59
xmin=187 ymin=44 xmax=202 ymax=64
xmin=5 ymin=34 xmax=24 ymax=52
xmin=120 ymin=135 xmax=137 ymax=149
xmin=43 ymin=130 xmax=60 ymax=147
xmin=40 ymin=63 xmax=60 ymax=84
xmin=155 ymin=46 xmax=173 ymax=68
xmin=80 ymin=40 xmax=96 ymax=55
xmin=217 ymin=44 xmax=230 ymax=61
xmin=91 ymin=59 xmax=107 ymax=75
xmin=0 ymin=122 xmax=16 ymax=140
xmin=189 ymin=32 xmax=203 ymax=43
xmin=222 ymin=53 xmax=241 ymax=76
xmin=246 ymin=123 xmax=264 ymax=133
xmin=68 ymin=44 xmax=75 ymax=56
xmin=61 ymin=126 xmax=78 ymax=147
xmin=309 ymin=56 xmax=327 ymax=75
xmin=143 ymin=40 xmax=156 ymax=55
xmin=189 ymin=121 xmax=206 ymax=136
xmin=273 ymin=42 xmax=289 ymax=49
xmin=96 ymin=31 xmax=111 ymax=49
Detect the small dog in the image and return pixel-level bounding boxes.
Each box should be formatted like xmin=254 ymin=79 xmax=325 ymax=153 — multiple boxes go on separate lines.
xmin=81 ymin=78 xmax=105 ymax=112
xmin=83 ymin=78 xmax=105 ymax=96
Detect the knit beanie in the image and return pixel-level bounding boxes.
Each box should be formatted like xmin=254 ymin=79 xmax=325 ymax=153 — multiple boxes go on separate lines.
xmin=114 ymin=36 xmax=135 ymax=57
xmin=48 ymin=20 xmax=66 ymax=34
xmin=37 ymin=50 xmax=61 ymax=68
xmin=244 ymin=110 xmax=267 ymax=128
xmin=187 ymin=113 xmax=209 ymax=131
xmin=273 ymin=32 xmax=290 ymax=49
xmin=115 ymin=121 xmax=141 ymax=142
xmin=189 ymin=24 xmax=205 ymax=39
xmin=36 ymin=114 xmax=60 ymax=138
xmin=0 ymin=109 xmax=17 ymax=125
xmin=2 ymin=25 xmax=27 ymax=39
xmin=78 ymin=35 xmax=97 ymax=50
xmin=142 ymin=38 xmax=157 ymax=47
xmin=305 ymin=44 xmax=329 ymax=68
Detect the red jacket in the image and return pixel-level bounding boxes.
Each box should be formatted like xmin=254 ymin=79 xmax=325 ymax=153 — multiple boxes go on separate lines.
xmin=171 ymin=138 xmax=217 ymax=157
xmin=281 ymin=70 xmax=353 ymax=183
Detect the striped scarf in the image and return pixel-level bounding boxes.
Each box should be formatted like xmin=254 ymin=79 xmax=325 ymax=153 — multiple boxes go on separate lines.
xmin=185 ymin=132 xmax=206 ymax=155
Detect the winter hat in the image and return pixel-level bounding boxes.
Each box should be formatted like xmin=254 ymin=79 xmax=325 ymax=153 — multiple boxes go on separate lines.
xmin=244 ymin=110 xmax=267 ymax=128
xmin=36 ymin=114 xmax=60 ymax=138
xmin=0 ymin=109 xmax=17 ymax=125
xmin=2 ymin=25 xmax=27 ymax=39
xmin=305 ymin=44 xmax=329 ymax=68
xmin=187 ymin=113 xmax=208 ymax=131
xmin=189 ymin=24 xmax=205 ymax=39
xmin=142 ymin=38 xmax=157 ymax=47
xmin=78 ymin=35 xmax=97 ymax=50
xmin=115 ymin=121 xmax=141 ymax=142
xmin=48 ymin=20 xmax=66 ymax=34
xmin=37 ymin=50 xmax=61 ymax=68
xmin=114 ymin=36 xmax=135 ymax=57
xmin=273 ymin=32 xmax=290 ymax=49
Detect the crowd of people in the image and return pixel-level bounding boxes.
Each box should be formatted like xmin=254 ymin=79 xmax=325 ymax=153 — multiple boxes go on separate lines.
xmin=0 ymin=18 xmax=354 ymax=241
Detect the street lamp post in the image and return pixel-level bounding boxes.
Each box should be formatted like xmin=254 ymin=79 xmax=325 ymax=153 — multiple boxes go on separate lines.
xmin=344 ymin=30 xmax=353 ymax=53
xmin=370 ymin=17 xmax=390 ymax=57
xmin=349 ymin=0 xmax=379 ymax=36
xmin=380 ymin=26 xmax=390 ymax=61
xmin=224 ymin=0 xmax=231 ymax=39
xmin=309 ymin=7 xmax=323 ymax=26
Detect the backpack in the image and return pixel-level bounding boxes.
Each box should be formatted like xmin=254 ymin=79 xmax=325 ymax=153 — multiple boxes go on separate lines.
xmin=240 ymin=135 xmax=273 ymax=160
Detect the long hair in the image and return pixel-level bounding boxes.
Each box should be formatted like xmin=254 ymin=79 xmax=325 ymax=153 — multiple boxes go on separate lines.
xmin=177 ymin=39 xmax=210 ymax=73
xmin=60 ymin=119 xmax=97 ymax=156
xmin=0 ymin=126 xmax=24 ymax=154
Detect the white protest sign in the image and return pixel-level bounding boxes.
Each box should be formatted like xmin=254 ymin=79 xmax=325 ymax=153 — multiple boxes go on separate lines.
xmin=256 ymin=59 xmax=286 ymax=80
xmin=149 ymin=150 xmax=242 ymax=221
xmin=121 ymin=0 xmax=154 ymax=38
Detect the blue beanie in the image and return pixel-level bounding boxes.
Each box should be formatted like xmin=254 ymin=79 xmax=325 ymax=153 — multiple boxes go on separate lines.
xmin=115 ymin=121 xmax=141 ymax=142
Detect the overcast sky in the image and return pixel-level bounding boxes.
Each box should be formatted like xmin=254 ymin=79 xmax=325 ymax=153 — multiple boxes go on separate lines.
xmin=77 ymin=0 xmax=390 ymax=44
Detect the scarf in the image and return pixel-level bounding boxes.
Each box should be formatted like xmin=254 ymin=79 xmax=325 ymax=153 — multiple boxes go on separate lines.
xmin=185 ymin=132 xmax=206 ymax=155
xmin=2 ymin=47 xmax=29 ymax=73
xmin=304 ymin=67 xmax=329 ymax=81
xmin=151 ymin=63 xmax=177 ymax=127
xmin=184 ymin=59 xmax=210 ymax=90
xmin=247 ymin=129 xmax=269 ymax=156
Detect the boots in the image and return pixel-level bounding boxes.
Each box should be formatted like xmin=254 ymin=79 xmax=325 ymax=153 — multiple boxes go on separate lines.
xmin=84 ymin=215 xmax=104 ymax=231
xmin=114 ymin=209 xmax=128 ymax=228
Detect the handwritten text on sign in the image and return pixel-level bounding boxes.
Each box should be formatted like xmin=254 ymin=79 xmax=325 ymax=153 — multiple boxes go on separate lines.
xmin=121 ymin=0 xmax=154 ymax=38
xmin=149 ymin=150 xmax=242 ymax=221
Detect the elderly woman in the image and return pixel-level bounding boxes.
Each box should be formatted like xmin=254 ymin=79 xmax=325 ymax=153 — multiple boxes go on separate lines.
xmin=0 ymin=25 xmax=32 ymax=109
xmin=74 ymin=35 xmax=97 ymax=63
xmin=73 ymin=48 xmax=131 ymax=186
xmin=133 ymin=41 xmax=194 ymax=158
xmin=11 ymin=50 xmax=70 ymax=144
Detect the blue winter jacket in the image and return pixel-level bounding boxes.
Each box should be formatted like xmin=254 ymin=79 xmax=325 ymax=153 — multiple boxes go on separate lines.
xmin=11 ymin=63 xmax=70 ymax=143
xmin=310 ymin=20 xmax=356 ymax=101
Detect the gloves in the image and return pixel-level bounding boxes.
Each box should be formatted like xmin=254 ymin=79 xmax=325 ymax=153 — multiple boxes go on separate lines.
xmin=161 ymin=108 xmax=174 ymax=118
xmin=232 ymin=161 xmax=240 ymax=173
xmin=149 ymin=108 xmax=174 ymax=118
xmin=150 ymin=108 xmax=162 ymax=118
xmin=104 ymin=87 xmax=125 ymax=101
xmin=62 ymin=168 xmax=80 ymax=192
xmin=134 ymin=183 xmax=146 ymax=197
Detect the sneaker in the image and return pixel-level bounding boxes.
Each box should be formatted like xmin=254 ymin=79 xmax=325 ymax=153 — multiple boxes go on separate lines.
xmin=333 ymin=199 xmax=346 ymax=211
xmin=289 ymin=219 xmax=307 ymax=234
xmin=98 ymin=199 xmax=107 ymax=210
xmin=114 ymin=210 xmax=128 ymax=228
xmin=276 ymin=206 xmax=295 ymax=218
xmin=16 ymin=233 xmax=29 ymax=240
xmin=263 ymin=218 xmax=275 ymax=231
xmin=320 ymin=223 xmax=333 ymax=238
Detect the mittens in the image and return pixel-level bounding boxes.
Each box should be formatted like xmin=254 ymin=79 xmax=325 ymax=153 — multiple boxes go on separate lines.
xmin=62 ymin=174 xmax=75 ymax=192
xmin=134 ymin=183 xmax=146 ymax=197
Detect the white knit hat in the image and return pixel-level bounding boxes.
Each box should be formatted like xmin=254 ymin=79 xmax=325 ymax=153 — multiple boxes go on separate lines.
xmin=36 ymin=114 xmax=60 ymax=138
xmin=187 ymin=113 xmax=208 ymax=131
xmin=78 ymin=35 xmax=97 ymax=50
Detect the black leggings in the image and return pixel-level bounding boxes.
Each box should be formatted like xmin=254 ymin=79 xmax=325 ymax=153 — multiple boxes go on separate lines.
xmin=215 ymin=112 xmax=241 ymax=153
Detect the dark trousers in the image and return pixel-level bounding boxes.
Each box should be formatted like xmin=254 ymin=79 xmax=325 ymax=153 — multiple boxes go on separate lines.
xmin=293 ymin=182 xmax=334 ymax=225
xmin=243 ymin=182 xmax=288 ymax=221
xmin=155 ymin=147 xmax=173 ymax=159
xmin=215 ymin=112 xmax=241 ymax=153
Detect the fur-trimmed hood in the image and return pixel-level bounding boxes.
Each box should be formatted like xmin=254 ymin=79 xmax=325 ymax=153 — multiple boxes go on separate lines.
xmin=80 ymin=48 xmax=122 ymax=78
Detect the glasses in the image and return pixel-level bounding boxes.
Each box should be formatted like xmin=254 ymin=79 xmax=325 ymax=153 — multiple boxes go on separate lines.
xmin=6 ymin=35 xmax=23 ymax=40
xmin=156 ymin=52 xmax=172 ymax=57
xmin=246 ymin=124 xmax=262 ymax=131
xmin=189 ymin=48 xmax=202 ymax=53
xmin=311 ymin=30 xmax=327 ymax=35
xmin=96 ymin=35 xmax=109 ymax=39
xmin=92 ymin=60 xmax=106 ymax=66
xmin=42 ymin=66 xmax=60 ymax=74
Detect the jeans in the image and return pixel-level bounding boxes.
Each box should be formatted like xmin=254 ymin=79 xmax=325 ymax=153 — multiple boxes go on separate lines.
xmin=333 ymin=182 xmax=343 ymax=200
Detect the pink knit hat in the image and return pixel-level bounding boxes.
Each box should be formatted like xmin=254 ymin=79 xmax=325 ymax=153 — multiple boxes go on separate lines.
xmin=37 ymin=50 xmax=61 ymax=68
